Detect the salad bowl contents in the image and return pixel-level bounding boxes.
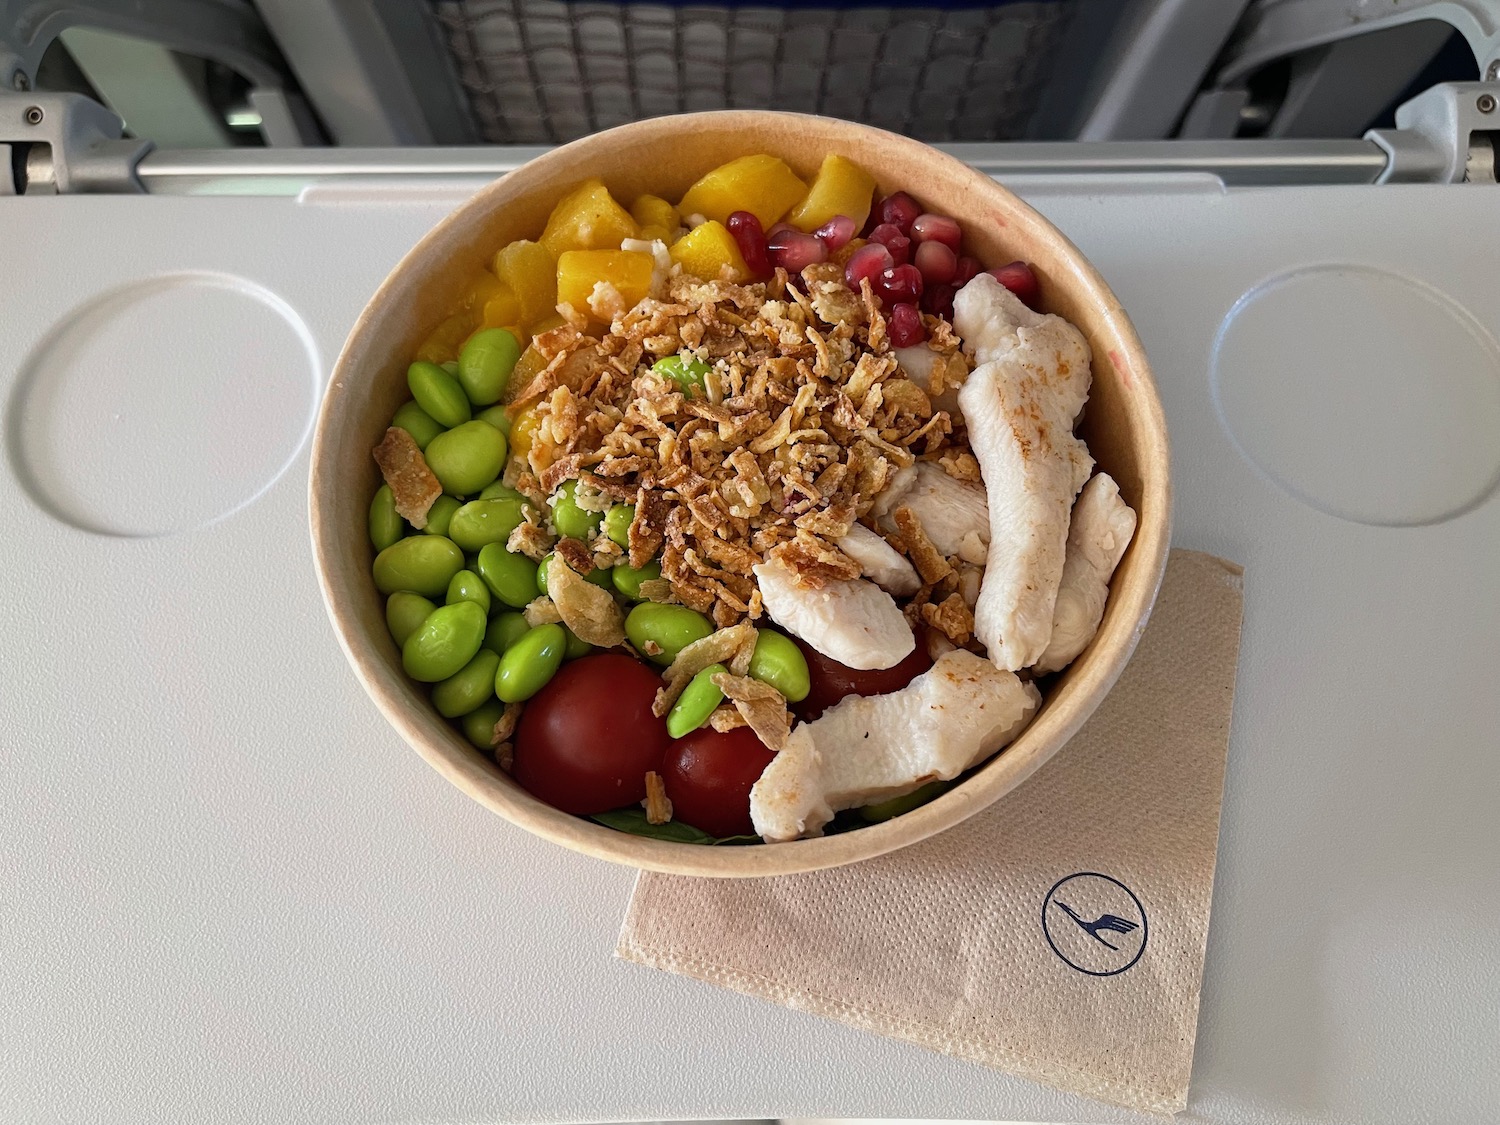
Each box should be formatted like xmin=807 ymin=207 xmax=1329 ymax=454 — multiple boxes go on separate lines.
xmin=310 ymin=113 xmax=1169 ymax=876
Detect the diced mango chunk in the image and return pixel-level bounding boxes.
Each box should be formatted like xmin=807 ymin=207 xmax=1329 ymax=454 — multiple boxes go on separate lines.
xmin=556 ymin=249 xmax=655 ymax=322
xmin=509 ymin=344 xmax=548 ymax=396
xmin=461 ymin=270 xmax=506 ymax=315
xmin=414 ymin=312 xmax=474 ymax=365
xmin=528 ymin=313 xmax=567 ymax=338
xmin=493 ymin=239 xmax=557 ymax=329
xmin=638 ymin=224 xmax=673 ymax=245
xmin=786 ymin=154 xmax=878 ymax=233
xmin=668 ymin=221 xmax=750 ymax=283
xmin=630 ymin=194 xmax=680 ymax=235
xmin=509 ymin=403 xmax=541 ymax=459
xmin=678 ymin=155 xmax=807 ymax=228
xmin=539 ymin=179 xmax=639 ymax=258
xmin=479 ymin=281 xmax=521 ymax=330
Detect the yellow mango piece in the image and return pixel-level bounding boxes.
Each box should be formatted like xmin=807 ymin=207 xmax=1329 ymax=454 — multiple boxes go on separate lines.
xmin=638 ymin=224 xmax=672 ymax=245
xmin=528 ymin=313 xmax=567 ymax=337
xmin=785 ymin=154 xmax=879 ymax=233
xmin=413 ymin=313 xmax=473 ymax=365
xmin=493 ymin=239 xmax=558 ymax=327
xmin=678 ymin=154 xmax=807 ymax=228
xmin=668 ymin=221 xmax=750 ymax=283
xmin=509 ymin=404 xmax=541 ymax=459
xmin=630 ymin=194 xmax=680 ymax=234
xmin=539 ymin=179 xmax=639 ymax=258
xmin=556 ymin=249 xmax=655 ymax=322
xmin=460 ymin=270 xmax=506 ymax=315
xmin=480 ymin=281 xmax=522 ymax=330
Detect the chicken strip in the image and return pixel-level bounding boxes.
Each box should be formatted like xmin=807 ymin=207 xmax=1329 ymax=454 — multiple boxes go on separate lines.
xmin=838 ymin=522 xmax=920 ymax=596
xmin=1033 ymin=472 xmax=1136 ymax=674
xmin=953 ymin=274 xmax=1093 ymax=670
xmin=872 ymin=462 xmax=990 ymax=565
xmin=750 ymin=650 xmax=1042 ymax=841
xmin=752 ymin=555 xmax=914 ymax=670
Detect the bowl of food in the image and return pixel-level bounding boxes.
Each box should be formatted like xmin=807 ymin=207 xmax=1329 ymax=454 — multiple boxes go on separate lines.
xmin=310 ymin=111 xmax=1169 ymax=877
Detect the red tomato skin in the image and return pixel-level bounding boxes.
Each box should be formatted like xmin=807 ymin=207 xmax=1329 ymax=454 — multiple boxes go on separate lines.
xmin=662 ymin=727 xmax=777 ymax=839
xmin=512 ymin=653 xmax=670 ymax=815
xmin=792 ymin=630 xmax=933 ymax=720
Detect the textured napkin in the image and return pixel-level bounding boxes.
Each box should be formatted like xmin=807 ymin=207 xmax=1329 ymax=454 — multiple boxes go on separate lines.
xmin=618 ymin=549 xmax=1244 ymax=1115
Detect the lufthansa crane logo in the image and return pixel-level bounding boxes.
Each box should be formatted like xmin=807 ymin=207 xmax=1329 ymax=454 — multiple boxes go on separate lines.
xmin=1042 ymin=872 xmax=1148 ymax=976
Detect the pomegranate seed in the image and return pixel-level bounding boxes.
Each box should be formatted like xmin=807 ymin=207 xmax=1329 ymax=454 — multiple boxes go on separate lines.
xmin=989 ymin=260 xmax=1040 ymax=308
xmin=767 ymin=228 xmax=827 ymax=274
xmin=875 ymin=191 xmax=922 ymax=232
xmin=726 ymin=210 xmax=771 ymax=278
xmin=953 ymin=255 xmax=982 ymax=286
xmin=813 ymin=214 xmax=856 ymax=251
xmin=910 ymin=212 xmax=962 ymax=251
xmin=843 ymin=242 xmax=894 ymax=291
xmin=914 ymin=240 xmax=957 ymax=284
xmin=876 ymin=263 xmax=923 ymax=306
xmin=888 ymin=302 xmax=926 ymax=348
xmin=921 ymin=282 xmax=956 ymax=318
xmin=767 ymin=222 xmax=796 ymax=237
xmin=867 ymin=223 xmax=911 ymax=266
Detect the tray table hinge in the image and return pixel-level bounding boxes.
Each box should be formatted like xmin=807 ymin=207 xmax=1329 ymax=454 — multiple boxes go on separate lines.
xmin=1365 ymin=81 xmax=1500 ymax=184
xmin=2 ymin=91 xmax=154 ymax=195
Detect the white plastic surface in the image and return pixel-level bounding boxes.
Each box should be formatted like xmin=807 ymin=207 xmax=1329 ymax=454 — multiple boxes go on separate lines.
xmin=2 ymin=178 xmax=1498 ymax=1125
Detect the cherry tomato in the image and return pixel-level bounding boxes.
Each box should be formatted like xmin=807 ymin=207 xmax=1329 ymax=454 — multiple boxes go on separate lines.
xmin=512 ymin=653 xmax=670 ymax=815
xmin=793 ymin=629 xmax=933 ymax=720
xmin=661 ymin=727 xmax=776 ymax=839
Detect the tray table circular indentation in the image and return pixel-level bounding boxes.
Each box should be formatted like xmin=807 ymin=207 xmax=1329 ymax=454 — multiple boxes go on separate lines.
xmin=1211 ymin=264 xmax=1500 ymax=527
xmin=6 ymin=272 xmax=320 ymax=538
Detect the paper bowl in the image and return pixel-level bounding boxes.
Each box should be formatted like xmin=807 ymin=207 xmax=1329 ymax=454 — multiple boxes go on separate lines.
xmin=309 ymin=112 xmax=1170 ymax=877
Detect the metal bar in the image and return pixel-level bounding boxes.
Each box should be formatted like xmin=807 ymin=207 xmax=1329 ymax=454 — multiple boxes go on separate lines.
xmin=132 ymin=139 xmax=1390 ymax=195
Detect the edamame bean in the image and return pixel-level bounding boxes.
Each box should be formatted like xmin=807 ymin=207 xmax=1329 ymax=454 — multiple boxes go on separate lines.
xmin=440 ymin=360 xmax=460 ymax=375
xmin=372 ymin=535 xmax=464 ymax=598
xmin=424 ymin=420 xmax=507 ymax=496
xmin=457 ymin=327 xmax=521 ymax=406
xmin=462 ymin=698 xmax=506 ymax=750
xmin=431 ymin=648 xmax=500 ymax=718
xmin=536 ymin=552 xmax=613 ymax=595
xmin=422 ymin=494 xmax=461 ymax=538
xmin=495 ymin=623 xmax=566 ymax=702
xmin=482 ymin=611 xmax=530 ymax=655
xmin=652 ymin=353 xmax=711 ymax=396
xmin=448 ymin=497 xmax=527 ymax=552
xmin=612 ymin=559 xmax=661 ymax=602
xmin=667 ymin=663 xmax=727 ymax=738
xmin=479 ymin=479 xmax=523 ymax=501
xmin=549 ymin=479 xmax=602 ymax=540
xmin=402 ymin=600 xmax=486 ymax=682
xmin=408 ymin=361 xmax=471 ymax=427
xmin=391 ymin=399 xmax=444 ymax=450
xmin=386 ymin=592 xmax=436 ymax=647
xmin=749 ymin=629 xmax=811 ymax=703
xmin=857 ymin=779 xmax=954 ymax=823
xmin=445 ymin=569 xmax=492 ymax=615
xmin=475 ymin=404 xmax=512 ymax=437
xmin=625 ymin=603 xmax=715 ymax=666
xmin=561 ymin=626 xmax=591 ymax=660
xmin=476 ymin=543 xmax=541 ymax=609
xmin=368 ymin=484 xmax=404 ymax=550
xmin=604 ymin=503 xmax=635 ymax=547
